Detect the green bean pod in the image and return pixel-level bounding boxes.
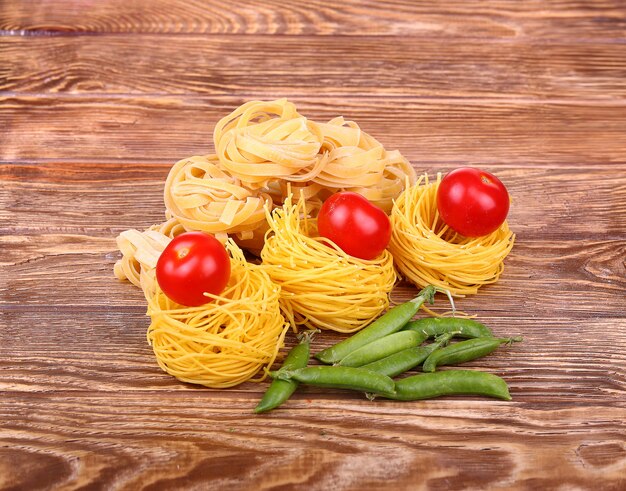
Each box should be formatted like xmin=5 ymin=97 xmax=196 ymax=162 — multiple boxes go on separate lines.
xmin=361 ymin=332 xmax=456 ymax=377
xmin=422 ymin=336 xmax=523 ymax=372
xmin=338 ymin=330 xmax=422 ymax=368
xmin=404 ymin=317 xmax=493 ymax=339
xmin=254 ymin=335 xmax=311 ymax=414
xmin=272 ymin=366 xmax=396 ymax=397
xmin=315 ymin=285 xmax=436 ymax=364
xmin=386 ymin=370 xmax=512 ymax=401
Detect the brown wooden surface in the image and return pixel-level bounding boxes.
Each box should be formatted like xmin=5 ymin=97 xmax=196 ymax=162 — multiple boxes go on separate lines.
xmin=1 ymin=1 xmax=625 ymax=489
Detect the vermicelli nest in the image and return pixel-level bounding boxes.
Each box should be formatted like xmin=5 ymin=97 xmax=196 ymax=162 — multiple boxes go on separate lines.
xmin=146 ymin=241 xmax=289 ymax=388
xmin=261 ymin=194 xmax=397 ymax=333
xmin=389 ymin=174 xmax=515 ymax=296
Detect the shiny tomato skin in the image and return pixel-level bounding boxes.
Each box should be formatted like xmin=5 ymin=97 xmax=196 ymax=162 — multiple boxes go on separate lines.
xmin=436 ymin=167 xmax=510 ymax=237
xmin=156 ymin=232 xmax=230 ymax=306
xmin=317 ymin=192 xmax=391 ymax=260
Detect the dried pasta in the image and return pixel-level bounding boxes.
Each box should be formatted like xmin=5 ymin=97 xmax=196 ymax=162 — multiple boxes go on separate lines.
xmin=145 ymin=240 xmax=289 ymax=388
xmin=389 ymin=174 xmax=515 ymax=296
xmin=261 ymin=194 xmax=397 ymax=333
xmin=113 ymin=218 xmax=185 ymax=299
xmin=163 ymin=154 xmax=271 ymax=245
xmin=161 ymin=99 xmax=416 ymax=254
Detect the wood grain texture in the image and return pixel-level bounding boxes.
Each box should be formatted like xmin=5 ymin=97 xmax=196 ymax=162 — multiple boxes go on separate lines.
xmin=1 ymin=393 xmax=624 ymax=490
xmin=1 ymin=0 xmax=625 ymax=41
xmin=2 ymin=35 xmax=626 ymax=98
xmin=2 ymin=163 xmax=625 ymax=239
xmin=2 ymin=96 xmax=626 ymax=164
xmin=2 ymin=0 xmax=626 ymax=489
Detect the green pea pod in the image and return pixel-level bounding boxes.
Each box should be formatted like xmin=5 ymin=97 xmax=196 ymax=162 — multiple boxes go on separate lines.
xmin=386 ymin=370 xmax=512 ymax=401
xmin=254 ymin=334 xmax=312 ymax=413
xmin=338 ymin=330 xmax=422 ymax=368
xmin=272 ymin=366 xmax=396 ymax=397
xmin=315 ymin=285 xmax=436 ymax=364
xmin=361 ymin=332 xmax=456 ymax=377
xmin=404 ymin=317 xmax=493 ymax=339
xmin=422 ymin=336 xmax=523 ymax=372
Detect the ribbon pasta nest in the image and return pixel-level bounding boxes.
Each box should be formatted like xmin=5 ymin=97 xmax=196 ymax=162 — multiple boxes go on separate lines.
xmin=389 ymin=174 xmax=515 ymax=296
xmin=261 ymin=194 xmax=397 ymax=333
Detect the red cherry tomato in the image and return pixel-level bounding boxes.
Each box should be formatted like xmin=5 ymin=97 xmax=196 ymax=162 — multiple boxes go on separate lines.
xmin=436 ymin=167 xmax=510 ymax=237
xmin=317 ymin=192 xmax=391 ymax=260
xmin=156 ymin=232 xmax=231 ymax=306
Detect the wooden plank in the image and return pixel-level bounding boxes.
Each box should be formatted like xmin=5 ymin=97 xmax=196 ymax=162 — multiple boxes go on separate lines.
xmin=0 ymin=393 xmax=625 ymax=490
xmin=0 ymin=0 xmax=625 ymax=40
xmin=1 ymin=234 xmax=624 ymax=317
xmin=1 ymin=306 xmax=624 ymax=397
xmin=1 ymin=162 xmax=625 ymax=238
xmin=2 ymin=36 xmax=626 ymax=98
xmin=2 ymin=96 xmax=626 ymax=164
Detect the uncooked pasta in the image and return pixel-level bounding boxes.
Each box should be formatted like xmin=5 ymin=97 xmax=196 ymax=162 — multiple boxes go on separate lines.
xmin=113 ymin=99 xmax=422 ymax=388
xmin=389 ymin=174 xmax=515 ymax=296
xmin=113 ymin=218 xmax=185 ymax=299
xmin=261 ymin=193 xmax=397 ymax=333
xmin=161 ymin=99 xmax=416 ymax=254
xmin=146 ymin=240 xmax=289 ymax=388
xmin=163 ymin=154 xmax=271 ymax=251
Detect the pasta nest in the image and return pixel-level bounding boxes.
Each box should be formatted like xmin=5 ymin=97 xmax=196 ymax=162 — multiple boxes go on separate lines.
xmin=389 ymin=174 xmax=515 ymax=296
xmin=146 ymin=241 xmax=289 ymax=388
xmin=113 ymin=218 xmax=185 ymax=299
xmin=213 ymin=99 xmax=324 ymax=189
xmin=164 ymin=155 xmax=271 ymax=250
xmin=261 ymin=194 xmax=397 ymax=333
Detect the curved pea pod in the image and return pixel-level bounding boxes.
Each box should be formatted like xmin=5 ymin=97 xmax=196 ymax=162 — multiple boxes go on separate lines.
xmin=272 ymin=366 xmax=396 ymax=397
xmin=254 ymin=334 xmax=312 ymax=414
xmin=422 ymin=336 xmax=523 ymax=373
xmin=386 ymin=370 xmax=512 ymax=401
xmin=315 ymin=285 xmax=436 ymax=364
xmin=338 ymin=330 xmax=422 ymax=368
xmin=404 ymin=317 xmax=493 ymax=340
xmin=361 ymin=332 xmax=456 ymax=378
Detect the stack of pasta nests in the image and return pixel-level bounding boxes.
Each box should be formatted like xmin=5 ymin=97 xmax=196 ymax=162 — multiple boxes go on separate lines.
xmin=114 ymin=99 xmax=416 ymax=388
xmin=164 ymin=98 xmax=416 ymax=253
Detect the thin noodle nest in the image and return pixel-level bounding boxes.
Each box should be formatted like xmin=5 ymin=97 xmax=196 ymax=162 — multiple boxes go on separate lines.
xmin=146 ymin=240 xmax=289 ymax=388
xmin=389 ymin=174 xmax=515 ymax=296
xmin=261 ymin=194 xmax=397 ymax=333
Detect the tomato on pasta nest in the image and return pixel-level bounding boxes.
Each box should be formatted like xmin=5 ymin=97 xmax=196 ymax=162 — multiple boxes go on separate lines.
xmin=156 ymin=232 xmax=230 ymax=306
xmin=317 ymin=192 xmax=391 ymax=260
xmin=436 ymin=167 xmax=510 ymax=237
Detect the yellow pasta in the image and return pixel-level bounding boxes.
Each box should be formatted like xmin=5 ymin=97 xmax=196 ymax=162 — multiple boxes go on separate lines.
xmin=113 ymin=218 xmax=185 ymax=299
xmin=146 ymin=240 xmax=289 ymax=388
xmin=163 ymin=154 xmax=271 ymax=246
xmin=261 ymin=193 xmax=397 ymax=333
xmin=389 ymin=174 xmax=515 ymax=296
xmin=159 ymin=100 xmax=416 ymax=252
xmin=213 ymin=99 xmax=324 ymax=189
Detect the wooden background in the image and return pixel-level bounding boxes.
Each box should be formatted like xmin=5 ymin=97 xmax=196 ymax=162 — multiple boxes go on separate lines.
xmin=1 ymin=1 xmax=625 ymax=489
